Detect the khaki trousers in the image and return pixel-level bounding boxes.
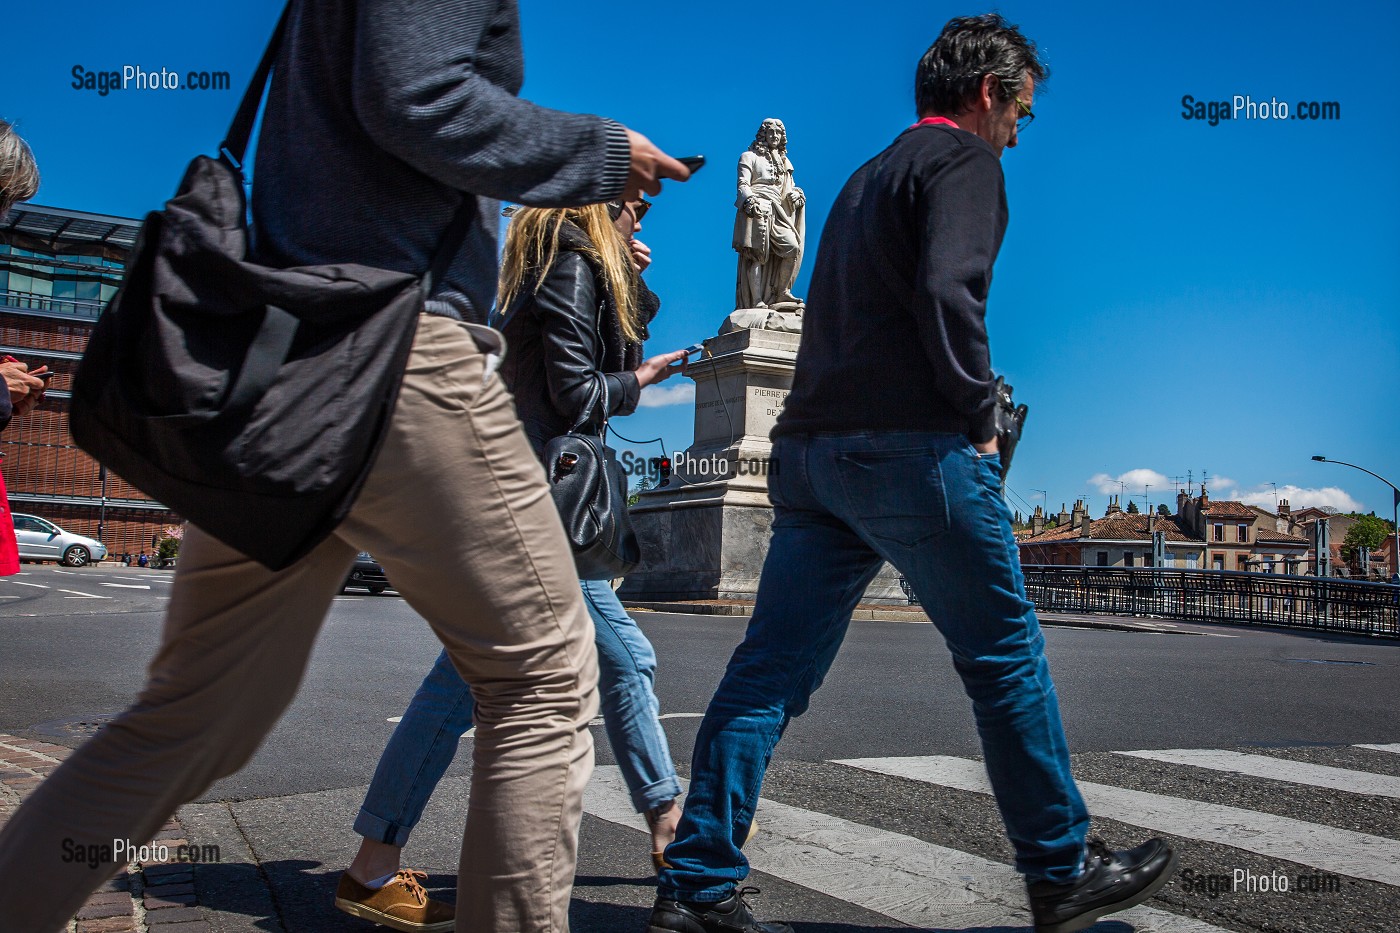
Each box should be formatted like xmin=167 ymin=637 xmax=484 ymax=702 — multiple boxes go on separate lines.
xmin=0 ymin=315 xmax=599 ymax=933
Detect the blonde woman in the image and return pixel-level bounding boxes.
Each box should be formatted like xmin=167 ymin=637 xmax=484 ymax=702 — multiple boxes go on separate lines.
xmin=335 ymin=201 xmax=687 ymax=931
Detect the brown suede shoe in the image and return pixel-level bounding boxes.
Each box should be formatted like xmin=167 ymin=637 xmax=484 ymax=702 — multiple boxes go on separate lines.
xmin=333 ymin=869 xmax=455 ymax=932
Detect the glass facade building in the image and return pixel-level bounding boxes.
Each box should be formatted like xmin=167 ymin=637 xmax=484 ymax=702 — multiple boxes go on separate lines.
xmin=1 ymin=203 xmax=178 ymax=561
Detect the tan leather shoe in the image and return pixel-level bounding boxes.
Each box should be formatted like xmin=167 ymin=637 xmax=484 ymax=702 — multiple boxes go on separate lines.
xmin=333 ymin=869 xmax=454 ymax=932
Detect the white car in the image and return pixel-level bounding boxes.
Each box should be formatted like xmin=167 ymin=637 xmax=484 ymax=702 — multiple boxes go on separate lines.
xmin=11 ymin=513 xmax=108 ymax=567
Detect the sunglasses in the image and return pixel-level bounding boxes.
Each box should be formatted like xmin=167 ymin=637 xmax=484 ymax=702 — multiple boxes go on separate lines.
xmin=606 ymin=198 xmax=651 ymax=222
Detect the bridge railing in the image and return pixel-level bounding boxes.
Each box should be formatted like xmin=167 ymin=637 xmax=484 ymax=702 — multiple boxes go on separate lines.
xmin=1020 ymin=566 xmax=1400 ymax=639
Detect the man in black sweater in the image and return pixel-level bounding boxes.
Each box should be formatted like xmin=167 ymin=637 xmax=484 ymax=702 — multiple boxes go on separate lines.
xmin=649 ymin=15 xmax=1177 ymax=933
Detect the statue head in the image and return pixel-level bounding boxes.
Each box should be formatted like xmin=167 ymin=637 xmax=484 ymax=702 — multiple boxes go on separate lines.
xmin=749 ymin=118 xmax=787 ymax=155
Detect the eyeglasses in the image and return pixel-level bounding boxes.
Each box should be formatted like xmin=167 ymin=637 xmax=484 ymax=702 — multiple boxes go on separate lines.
xmin=1014 ymin=96 xmax=1035 ymax=133
xmin=605 ymin=199 xmax=652 ymax=223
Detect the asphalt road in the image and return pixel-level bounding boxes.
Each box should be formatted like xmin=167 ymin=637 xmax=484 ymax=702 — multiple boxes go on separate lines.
xmin=3 ymin=563 xmax=1400 ymax=932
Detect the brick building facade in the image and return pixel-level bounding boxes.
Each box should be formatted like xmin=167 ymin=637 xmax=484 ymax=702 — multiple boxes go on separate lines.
xmin=2 ymin=204 xmax=178 ymax=560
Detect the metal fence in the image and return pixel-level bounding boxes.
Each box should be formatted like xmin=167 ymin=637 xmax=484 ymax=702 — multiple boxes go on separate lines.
xmin=1 ymin=291 xmax=105 ymax=320
xmin=1021 ymin=566 xmax=1400 ymax=639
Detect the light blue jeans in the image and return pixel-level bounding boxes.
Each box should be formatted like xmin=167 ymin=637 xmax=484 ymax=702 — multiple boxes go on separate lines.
xmin=356 ymin=578 xmax=680 ymax=845
xmin=658 ymin=431 xmax=1090 ymax=902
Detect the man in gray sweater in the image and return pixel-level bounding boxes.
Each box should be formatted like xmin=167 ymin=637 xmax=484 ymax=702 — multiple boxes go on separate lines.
xmin=0 ymin=3 xmax=688 ymax=932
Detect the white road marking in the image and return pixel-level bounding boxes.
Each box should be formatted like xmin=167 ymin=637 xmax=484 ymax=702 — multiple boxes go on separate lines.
xmin=658 ymin=712 xmax=705 ymax=720
xmin=585 ymin=766 xmax=1224 ymax=932
xmin=52 ymin=569 xmax=78 ymax=575
xmin=5 ymin=581 xmax=48 ymax=589
xmin=99 ymin=583 xmax=150 ymax=590
xmin=838 ymin=755 xmax=1400 ymax=887
xmin=1357 ymin=744 xmax=1400 ymax=755
xmin=59 ymin=589 xmax=111 ymax=599
xmin=1117 ymin=748 xmax=1400 ymax=799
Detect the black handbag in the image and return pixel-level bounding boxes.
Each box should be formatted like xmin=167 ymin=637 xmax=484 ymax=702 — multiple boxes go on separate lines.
xmin=543 ymin=375 xmax=641 ymax=580
xmin=69 ymin=6 xmax=470 ymax=571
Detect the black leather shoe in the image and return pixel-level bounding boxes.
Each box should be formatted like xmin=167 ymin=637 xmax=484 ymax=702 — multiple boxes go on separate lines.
xmin=1026 ymin=836 xmax=1179 ymax=933
xmin=647 ymin=887 xmax=793 ymax=933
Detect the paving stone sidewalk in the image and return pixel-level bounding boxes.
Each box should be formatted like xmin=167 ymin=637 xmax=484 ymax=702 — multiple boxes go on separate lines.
xmin=0 ymin=734 xmax=212 ymax=933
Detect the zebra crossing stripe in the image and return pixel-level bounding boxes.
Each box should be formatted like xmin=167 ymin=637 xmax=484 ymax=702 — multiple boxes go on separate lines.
xmin=837 ymin=756 xmax=1400 ymax=887
xmin=1115 ymin=748 xmax=1400 ymax=799
xmin=1356 ymin=743 xmax=1400 ymax=755
xmin=583 ymin=766 xmax=1226 ymax=932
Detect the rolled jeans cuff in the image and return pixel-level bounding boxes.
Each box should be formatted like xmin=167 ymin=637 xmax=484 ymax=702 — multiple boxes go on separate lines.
xmin=353 ymin=807 xmax=413 ymax=848
xmin=632 ymin=774 xmax=682 ymax=814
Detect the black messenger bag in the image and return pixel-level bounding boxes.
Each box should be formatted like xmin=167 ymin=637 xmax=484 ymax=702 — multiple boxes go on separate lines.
xmin=69 ymin=6 xmax=469 ymax=570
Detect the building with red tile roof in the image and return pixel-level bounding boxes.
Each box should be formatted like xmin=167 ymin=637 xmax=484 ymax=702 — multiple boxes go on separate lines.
xmin=1018 ymin=487 xmax=1309 ymax=573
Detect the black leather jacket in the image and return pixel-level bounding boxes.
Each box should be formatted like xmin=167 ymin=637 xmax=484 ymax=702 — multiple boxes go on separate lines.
xmin=493 ymin=246 xmax=657 ymax=459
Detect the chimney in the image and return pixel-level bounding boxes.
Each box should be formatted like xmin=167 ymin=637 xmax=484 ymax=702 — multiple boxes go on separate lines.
xmin=1106 ymin=495 xmax=1122 ymax=515
xmin=1279 ymin=498 xmax=1290 ymax=516
xmin=1199 ymin=485 xmax=1210 ymax=508
xmin=1177 ymin=489 xmax=1189 ymax=515
xmin=1071 ymin=499 xmax=1087 ymax=531
xmin=1057 ymin=503 xmax=1070 ymax=526
xmin=1031 ymin=505 xmax=1045 ymax=536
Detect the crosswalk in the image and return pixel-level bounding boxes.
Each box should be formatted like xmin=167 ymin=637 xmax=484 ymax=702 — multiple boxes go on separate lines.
xmin=583 ymin=742 xmax=1400 ymax=931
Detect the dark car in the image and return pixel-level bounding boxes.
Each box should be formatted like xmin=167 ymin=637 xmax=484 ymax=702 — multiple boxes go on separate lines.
xmin=342 ymin=551 xmax=391 ymax=595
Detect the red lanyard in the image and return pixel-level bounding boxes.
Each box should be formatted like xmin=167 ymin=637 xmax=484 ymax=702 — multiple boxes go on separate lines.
xmin=912 ymin=116 xmax=960 ymax=129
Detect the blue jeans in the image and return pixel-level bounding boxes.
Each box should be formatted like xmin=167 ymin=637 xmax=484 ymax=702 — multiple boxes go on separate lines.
xmin=658 ymin=431 xmax=1089 ymax=902
xmin=356 ymin=578 xmax=680 ymax=845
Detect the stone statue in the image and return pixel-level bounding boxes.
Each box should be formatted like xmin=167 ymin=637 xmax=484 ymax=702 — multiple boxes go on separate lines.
xmin=733 ymin=118 xmax=805 ymax=313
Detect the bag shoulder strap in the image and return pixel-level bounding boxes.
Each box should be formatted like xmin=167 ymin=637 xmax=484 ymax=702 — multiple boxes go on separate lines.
xmin=219 ymin=2 xmax=471 ymax=288
xmin=569 ymin=374 xmax=608 ymax=434
xmin=221 ymin=3 xmax=291 ymax=168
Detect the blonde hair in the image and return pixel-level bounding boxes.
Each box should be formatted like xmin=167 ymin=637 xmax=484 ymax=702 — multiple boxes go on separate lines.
xmin=498 ymin=202 xmax=641 ymax=343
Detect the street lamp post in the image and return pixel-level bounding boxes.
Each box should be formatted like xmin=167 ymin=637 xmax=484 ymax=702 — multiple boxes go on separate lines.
xmin=1312 ymin=455 xmax=1400 ymax=583
xmin=97 ymin=465 xmax=107 ymax=543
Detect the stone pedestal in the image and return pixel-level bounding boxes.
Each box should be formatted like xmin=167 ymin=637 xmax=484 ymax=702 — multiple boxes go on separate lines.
xmin=618 ymin=325 xmax=906 ymax=604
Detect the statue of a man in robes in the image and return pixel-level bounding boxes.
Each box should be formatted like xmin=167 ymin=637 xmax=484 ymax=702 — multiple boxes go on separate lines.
xmin=733 ymin=118 xmax=805 ymax=312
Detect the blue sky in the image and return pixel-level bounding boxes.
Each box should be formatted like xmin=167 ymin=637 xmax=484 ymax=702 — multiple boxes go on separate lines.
xmin=5 ymin=0 xmax=1397 ymax=521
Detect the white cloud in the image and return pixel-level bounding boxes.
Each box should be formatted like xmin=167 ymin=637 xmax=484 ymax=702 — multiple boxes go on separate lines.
xmin=1233 ymin=484 xmax=1361 ymax=513
xmin=1088 ymin=469 xmax=1171 ymax=495
xmin=637 ymin=382 xmax=696 ymax=408
xmin=1087 ymin=471 xmax=1366 ymax=515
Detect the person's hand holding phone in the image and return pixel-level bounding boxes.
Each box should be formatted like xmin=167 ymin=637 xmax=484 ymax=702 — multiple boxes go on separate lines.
xmin=622 ymin=129 xmax=692 ymax=202
xmin=634 ymin=349 xmax=690 ymax=388
xmin=1 ymin=358 xmax=46 ymax=415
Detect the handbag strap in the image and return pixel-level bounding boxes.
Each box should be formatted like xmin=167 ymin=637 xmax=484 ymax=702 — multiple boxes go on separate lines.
xmin=569 ymin=374 xmax=609 ymax=434
xmin=221 ymin=3 xmax=291 ymax=169
xmin=219 ymin=2 xmax=471 ymax=289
